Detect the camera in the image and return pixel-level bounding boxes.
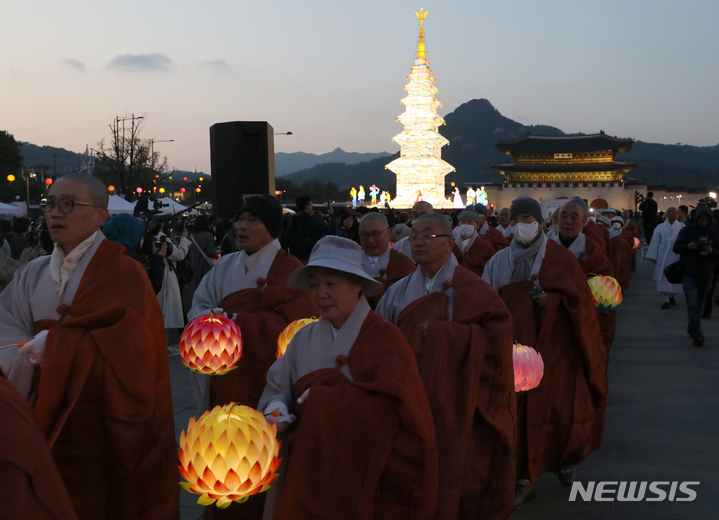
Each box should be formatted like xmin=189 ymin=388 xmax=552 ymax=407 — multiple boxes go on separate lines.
xmin=153 ymin=234 xmax=174 ymax=257
xmin=153 ymin=199 xmax=169 ymax=211
xmin=698 ymin=236 xmax=709 ymax=256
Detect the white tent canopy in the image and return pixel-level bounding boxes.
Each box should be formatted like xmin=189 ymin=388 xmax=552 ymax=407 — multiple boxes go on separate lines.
xmin=0 ymin=202 xmax=20 ymax=215
xmin=129 ymin=197 xmax=196 ymax=215
xmin=107 ymin=195 xmax=136 ymax=214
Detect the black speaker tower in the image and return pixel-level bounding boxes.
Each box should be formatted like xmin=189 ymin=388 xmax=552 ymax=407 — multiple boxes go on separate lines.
xmin=210 ymin=121 xmax=275 ymax=218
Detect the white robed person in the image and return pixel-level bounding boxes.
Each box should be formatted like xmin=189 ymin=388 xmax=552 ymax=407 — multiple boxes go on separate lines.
xmin=646 ymin=207 xmax=684 ymax=309
xmin=257 ymin=235 xmax=438 ymax=520
xmin=154 ymin=223 xmax=191 ymax=341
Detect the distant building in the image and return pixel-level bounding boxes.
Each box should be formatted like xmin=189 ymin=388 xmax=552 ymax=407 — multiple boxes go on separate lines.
xmin=482 ymin=131 xmax=652 ymax=215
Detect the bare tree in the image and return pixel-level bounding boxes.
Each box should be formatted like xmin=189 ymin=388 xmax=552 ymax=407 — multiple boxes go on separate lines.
xmin=94 ymin=115 xmax=169 ymax=199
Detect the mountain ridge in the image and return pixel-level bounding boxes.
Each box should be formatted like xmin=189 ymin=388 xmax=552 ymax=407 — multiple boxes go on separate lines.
xmin=284 ymin=98 xmax=719 ymax=191
xmin=275 ymin=148 xmax=391 ymax=176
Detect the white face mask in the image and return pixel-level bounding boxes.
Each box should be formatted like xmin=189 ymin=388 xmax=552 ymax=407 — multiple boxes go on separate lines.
xmin=612 ymin=222 xmax=622 ymax=230
xmin=514 ymin=221 xmax=540 ymax=245
xmin=459 ymin=224 xmax=476 ymax=239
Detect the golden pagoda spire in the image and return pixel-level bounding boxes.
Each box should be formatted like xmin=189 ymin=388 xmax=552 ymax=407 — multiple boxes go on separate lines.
xmin=415 ymin=8 xmax=428 ymax=60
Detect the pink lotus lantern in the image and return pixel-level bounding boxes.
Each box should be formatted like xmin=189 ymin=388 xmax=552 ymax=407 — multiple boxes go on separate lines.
xmin=633 ymin=237 xmax=641 ymax=250
xmin=276 ymin=317 xmax=318 ymax=359
xmin=180 ymin=312 xmax=242 ymax=375
xmin=588 ymin=275 xmax=623 ymax=312
xmin=513 ymin=343 xmax=544 ymax=393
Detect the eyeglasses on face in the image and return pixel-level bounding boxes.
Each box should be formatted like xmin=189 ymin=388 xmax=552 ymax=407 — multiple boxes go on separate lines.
xmin=39 ymin=198 xmax=96 ymax=214
xmin=359 ymin=228 xmax=389 ymax=240
xmin=408 ymin=233 xmax=452 ymax=243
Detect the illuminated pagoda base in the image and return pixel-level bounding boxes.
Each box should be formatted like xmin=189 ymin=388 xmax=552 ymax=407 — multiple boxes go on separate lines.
xmin=386 ymin=8 xmax=455 ymax=209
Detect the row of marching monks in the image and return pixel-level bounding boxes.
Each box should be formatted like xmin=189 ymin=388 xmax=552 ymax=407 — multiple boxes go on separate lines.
xmin=172 ymin=195 xmax=637 ymax=520
xmin=0 ymin=191 xmax=638 ymax=520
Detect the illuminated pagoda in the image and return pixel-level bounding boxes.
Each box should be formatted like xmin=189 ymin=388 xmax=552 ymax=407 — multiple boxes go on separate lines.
xmin=386 ymin=8 xmax=455 ymax=208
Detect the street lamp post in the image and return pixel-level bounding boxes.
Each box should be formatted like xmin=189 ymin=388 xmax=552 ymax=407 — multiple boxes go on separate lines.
xmin=150 ymin=139 xmax=174 ymax=171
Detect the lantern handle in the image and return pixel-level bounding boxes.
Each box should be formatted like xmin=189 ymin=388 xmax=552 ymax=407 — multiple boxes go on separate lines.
xmin=0 ymin=341 xmax=29 ymax=351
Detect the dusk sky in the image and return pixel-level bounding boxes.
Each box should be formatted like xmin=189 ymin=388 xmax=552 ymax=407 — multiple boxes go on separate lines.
xmin=2 ymin=0 xmax=718 ymax=173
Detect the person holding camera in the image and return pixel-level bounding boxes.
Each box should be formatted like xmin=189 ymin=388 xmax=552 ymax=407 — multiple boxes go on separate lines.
xmin=153 ymin=221 xmax=191 ymax=342
xmin=673 ymin=206 xmax=719 ymax=346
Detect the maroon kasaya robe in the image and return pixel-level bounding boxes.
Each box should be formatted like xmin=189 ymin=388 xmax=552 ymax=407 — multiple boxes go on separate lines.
xmin=481 ymin=226 xmax=510 ymax=252
xmin=461 ymin=235 xmax=498 ymax=277
xmin=396 ymin=266 xmax=516 ymax=520
xmin=626 ymin=220 xmax=641 ymax=239
xmin=205 ymin=249 xmax=316 ymax=520
xmin=368 ymin=248 xmax=416 ymax=308
xmin=584 ymin=219 xmax=609 ymax=253
xmin=210 ymin=249 xmax=316 ymax=410
xmin=275 ymin=311 xmax=438 ymax=520
xmin=608 ymin=231 xmax=634 ymax=292
xmin=32 ymin=240 xmax=179 ymax=520
xmin=498 ymin=240 xmax=608 ymax=484
xmin=0 ymin=376 xmax=78 ymax=520
xmin=579 ymin=236 xmax=618 ymax=353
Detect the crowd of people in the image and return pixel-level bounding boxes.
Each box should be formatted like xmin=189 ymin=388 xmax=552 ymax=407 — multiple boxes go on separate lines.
xmin=1 ymin=175 xmax=718 ymax=519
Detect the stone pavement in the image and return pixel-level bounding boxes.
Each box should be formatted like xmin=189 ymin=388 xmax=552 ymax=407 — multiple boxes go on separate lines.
xmin=169 ymin=255 xmax=719 ymax=520
xmin=513 ymin=257 xmax=719 ymax=519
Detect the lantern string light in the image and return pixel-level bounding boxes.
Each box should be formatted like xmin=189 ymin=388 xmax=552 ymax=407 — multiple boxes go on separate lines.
xmin=386 ymin=9 xmax=455 ymax=209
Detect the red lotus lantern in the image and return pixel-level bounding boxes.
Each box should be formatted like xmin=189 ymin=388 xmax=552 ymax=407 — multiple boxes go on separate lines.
xmin=180 ymin=312 xmax=242 ymax=375
xmin=180 ymin=188 xmax=186 ymax=193
xmin=277 ymin=317 xmax=318 ymax=359
xmin=513 ymin=343 xmax=544 ymax=392
xmin=588 ymin=275 xmax=623 ymax=312
xmin=633 ymin=237 xmax=641 ymax=250
xmin=179 ymin=403 xmax=282 ymax=508
xmin=45 ymin=178 xmax=53 ymax=185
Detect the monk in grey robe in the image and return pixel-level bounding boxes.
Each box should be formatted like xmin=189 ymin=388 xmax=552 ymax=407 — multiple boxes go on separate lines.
xmin=259 ymin=236 xmax=438 ymax=520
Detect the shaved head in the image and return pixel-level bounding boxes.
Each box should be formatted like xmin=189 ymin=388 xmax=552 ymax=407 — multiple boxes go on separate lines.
xmin=359 ymin=212 xmax=388 ymax=229
xmin=560 ymin=201 xmax=585 ymax=217
xmin=411 ymin=201 xmax=433 ymax=220
xmin=54 ymin=173 xmax=109 ymax=208
xmin=415 ymin=213 xmax=452 ymax=235
xmin=359 ymin=212 xmax=390 ymax=256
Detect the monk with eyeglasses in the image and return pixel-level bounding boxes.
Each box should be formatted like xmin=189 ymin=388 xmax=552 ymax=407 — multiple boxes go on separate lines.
xmin=357 ymin=212 xmax=415 ymax=307
xmin=0 ymin=173 xmax=178 ymax=520
xmin=376 ymin=213 xmax=516 ymax=520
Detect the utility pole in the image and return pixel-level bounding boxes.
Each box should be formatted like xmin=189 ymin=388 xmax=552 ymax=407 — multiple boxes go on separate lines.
xmin=114 ymin=114 xmax=143 ymax=197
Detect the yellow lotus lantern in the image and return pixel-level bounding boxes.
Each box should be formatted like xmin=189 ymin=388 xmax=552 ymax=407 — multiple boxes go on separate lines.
xmin=180 ymin=312 xmax=242 ymax=375
xmin=513 ymin=343 xmax=544 ymax=393
xmin=588 ymin=275 xmax=623 ymax=312
xmin=179 ymin=404 xmax=282 ymax=508
xmin=277 ymin=317 xmax=318 ymax=359
xmin=633 ymin=237 xmax=641 ymax=250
